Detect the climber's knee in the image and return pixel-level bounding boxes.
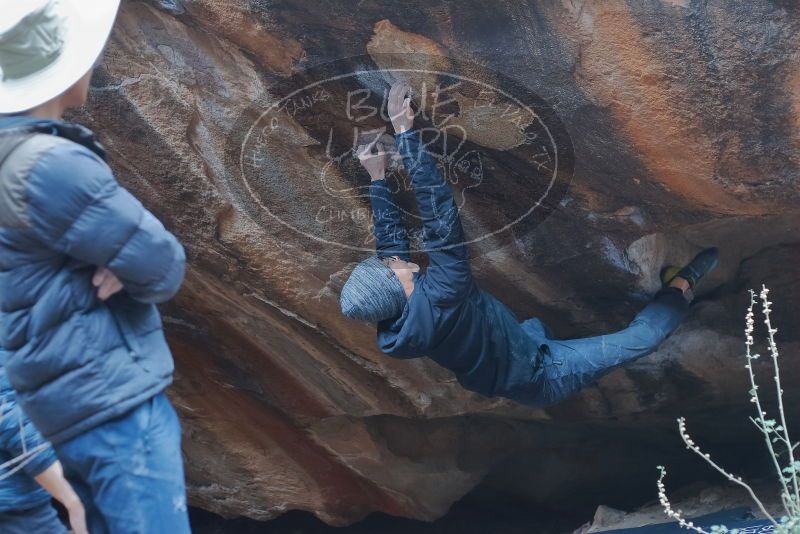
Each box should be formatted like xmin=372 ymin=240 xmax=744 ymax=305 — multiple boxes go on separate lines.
xmin=623 ymin=319 xmax=667 ymax=352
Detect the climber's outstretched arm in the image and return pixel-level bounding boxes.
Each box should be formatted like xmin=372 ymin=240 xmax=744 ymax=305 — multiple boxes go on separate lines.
xmin=389 ymin=83 xmax=472 ymax=302
xmin=358 ymin=136 xmax=410 ymax=260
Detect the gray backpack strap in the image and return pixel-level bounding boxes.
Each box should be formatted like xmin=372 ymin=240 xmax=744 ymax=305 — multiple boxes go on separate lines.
xmin=0 ymin=130 xmax=35 ymax=171
xmin=0 ymin=130 xmax=69 ymax=229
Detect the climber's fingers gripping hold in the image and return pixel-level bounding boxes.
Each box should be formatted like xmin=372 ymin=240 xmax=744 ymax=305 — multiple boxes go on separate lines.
xmin=357 ymin=138 xmax=388 ymax=181
xmin=357 ymin=134 xmax=381 ymax=161
xmin=388 ymin=81 xmax=414 ymax=134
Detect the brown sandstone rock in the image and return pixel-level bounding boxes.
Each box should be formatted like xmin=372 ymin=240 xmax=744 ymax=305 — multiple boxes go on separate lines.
xmin=71 ymin=0 xmax=800 ymax=525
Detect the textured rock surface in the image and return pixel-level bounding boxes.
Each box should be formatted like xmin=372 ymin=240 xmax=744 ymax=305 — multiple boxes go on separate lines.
xmin=71 ymin=0 xmax=799 ymax=526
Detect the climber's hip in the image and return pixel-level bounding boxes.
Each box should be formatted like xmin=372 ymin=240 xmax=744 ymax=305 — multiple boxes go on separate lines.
xmin=491 ymin=287 xmax=689 ymax=407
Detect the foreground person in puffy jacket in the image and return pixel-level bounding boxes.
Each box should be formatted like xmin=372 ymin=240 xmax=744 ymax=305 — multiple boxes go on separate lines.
xmin=340 ymin=82 xmax=719 ymax=406
xmin=0 ymin=370 xmax=87 ymax=534
xmin=0 ymin=1 xmax=190 ymax=532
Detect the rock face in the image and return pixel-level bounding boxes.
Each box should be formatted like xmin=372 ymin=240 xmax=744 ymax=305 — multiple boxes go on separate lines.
xmin=72 ymin=0 xmax=800 ymax=526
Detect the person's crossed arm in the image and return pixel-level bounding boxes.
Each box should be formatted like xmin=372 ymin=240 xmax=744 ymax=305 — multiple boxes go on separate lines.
xmin=25 ymin=142 xmax=186 ymax=304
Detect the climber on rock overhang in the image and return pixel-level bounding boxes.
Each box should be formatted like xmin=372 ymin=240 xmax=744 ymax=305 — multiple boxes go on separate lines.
xmin=339 ymin=81 xmax=719 ymax=407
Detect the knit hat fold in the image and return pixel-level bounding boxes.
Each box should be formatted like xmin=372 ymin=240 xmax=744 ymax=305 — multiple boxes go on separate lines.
xmin=340 ymin=256 xmax=407 ymax=322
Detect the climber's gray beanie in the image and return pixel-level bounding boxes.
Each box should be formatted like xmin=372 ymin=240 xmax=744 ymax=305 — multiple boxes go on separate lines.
xmin=340 ymin=256 xmax=407 ymax=322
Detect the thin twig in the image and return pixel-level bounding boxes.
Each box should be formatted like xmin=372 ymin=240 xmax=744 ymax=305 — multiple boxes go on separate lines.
xmin=657 ymin=466 xmax=713 ymax=534
xmin=761 ymin=285 xmax=800 ymax=513
xmin=677 ymin=418 xmax=781 ymax=528
xmin=744 ymin=290 xmax=792 ymax=511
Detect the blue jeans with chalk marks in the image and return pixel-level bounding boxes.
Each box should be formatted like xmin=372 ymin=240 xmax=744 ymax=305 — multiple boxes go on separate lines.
xmin=54 ymin=392 xmax=190 ymax=534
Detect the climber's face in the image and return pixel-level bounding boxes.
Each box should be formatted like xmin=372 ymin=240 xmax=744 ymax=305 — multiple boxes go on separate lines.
xmin=382 ymin=256 xmax=419 ymax=297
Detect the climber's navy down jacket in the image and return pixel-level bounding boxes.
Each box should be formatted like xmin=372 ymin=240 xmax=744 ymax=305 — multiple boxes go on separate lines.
xmin=0 ymin=116 xmax=185 ymax=444
xmin=373 ymin=129 xmax=546 ymax=399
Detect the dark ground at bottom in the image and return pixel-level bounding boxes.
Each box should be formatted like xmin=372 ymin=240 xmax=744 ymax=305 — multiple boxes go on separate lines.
xmin=188 ymin=497 xmax=586 ymax=534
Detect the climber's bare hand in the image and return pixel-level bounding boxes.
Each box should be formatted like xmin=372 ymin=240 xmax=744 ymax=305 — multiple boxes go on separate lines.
xmin=388 ymin=81 xmax=414 ymax=134
xmin=357 ymin=135 xmax=387 ymax=181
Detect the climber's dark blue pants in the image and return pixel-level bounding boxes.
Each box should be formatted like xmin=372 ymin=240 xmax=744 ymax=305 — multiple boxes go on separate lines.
xmin=505 ymin=287 xmax=689 ymax=407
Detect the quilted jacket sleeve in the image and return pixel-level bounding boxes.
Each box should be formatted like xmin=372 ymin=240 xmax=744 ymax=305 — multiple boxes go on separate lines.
xmin=369 ymin=178 xmax=411 ymax=260
xmin=395 ymin=129 xmax=472 ymax=303
xmin=24 ymin=142 xmax=185 ymax=304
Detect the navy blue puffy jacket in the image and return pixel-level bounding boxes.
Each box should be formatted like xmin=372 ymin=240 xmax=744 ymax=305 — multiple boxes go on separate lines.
xmin=373 ymin=130 xmax=544 ymax=398
xmin=0 ymin=117 xmax=185 ymax=444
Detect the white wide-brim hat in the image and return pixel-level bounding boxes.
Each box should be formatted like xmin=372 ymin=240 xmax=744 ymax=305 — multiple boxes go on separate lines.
xmin=0 ymin=0 xmax=120 ymax=114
